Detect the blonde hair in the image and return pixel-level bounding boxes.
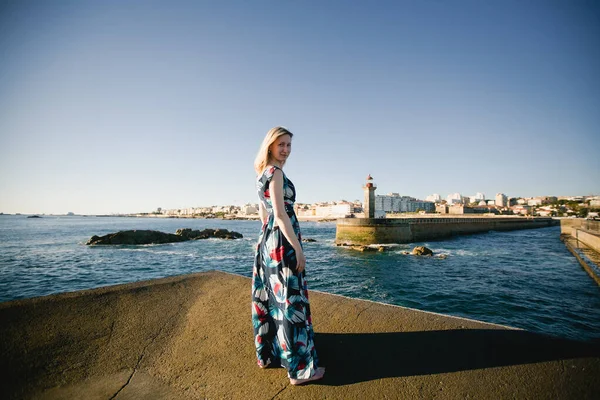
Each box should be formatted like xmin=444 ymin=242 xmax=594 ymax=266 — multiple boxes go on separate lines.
xmin=254 ymin=126 xmax=294 ymax=175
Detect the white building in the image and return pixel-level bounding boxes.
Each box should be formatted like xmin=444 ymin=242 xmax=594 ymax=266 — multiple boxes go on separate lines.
xmin=241 ymin=204 xmax=258 ymax=215
xmin=495 ymin=193 xmax=508 ymax=207
xmin=376 ymin=193 xmax=435 ymax=213
xmin=426 ymin=193 xmax=441 ymax=202
xmin=314 ymin=203 xmax=353 ymax=218
xmin=446 ymin=193 xmax=464 ymax=205
xmin=527 ymin=198 xmax=543 ymax=206
xmin=469 ymin=192 xmax=486 ymax=203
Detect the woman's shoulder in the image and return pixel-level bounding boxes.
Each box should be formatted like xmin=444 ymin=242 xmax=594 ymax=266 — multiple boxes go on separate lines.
xmin=262 ymin=165 xmax=283 ymax=178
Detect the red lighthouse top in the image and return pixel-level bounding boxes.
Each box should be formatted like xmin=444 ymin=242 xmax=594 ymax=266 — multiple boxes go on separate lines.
xmin=366 ymin=174 xmax=373 ymax=181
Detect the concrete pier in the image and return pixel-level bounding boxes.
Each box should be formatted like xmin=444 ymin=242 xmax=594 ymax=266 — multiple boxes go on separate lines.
xmin=561 ymin=218 xmax=600 ymax=285
xmin=336 ymin=216 xmax=558 ymax=245
xmin=1 ymin=271 xmax=598 ymax=399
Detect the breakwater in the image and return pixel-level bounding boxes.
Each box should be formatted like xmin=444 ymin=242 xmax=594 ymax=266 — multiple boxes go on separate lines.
xmin=560 ymin=218 xmax=600 ymax=253
xmin=336 ymin=216 xmax=558 ymax=245
xmin=560 ymin=218 xmax=600 ymax=285
xmin=1 ymin=271 xmax=598 ymax=399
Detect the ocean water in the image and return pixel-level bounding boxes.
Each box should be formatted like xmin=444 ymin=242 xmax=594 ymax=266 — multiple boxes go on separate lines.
xmin=1 ymin=215 xmax=599 ymax=342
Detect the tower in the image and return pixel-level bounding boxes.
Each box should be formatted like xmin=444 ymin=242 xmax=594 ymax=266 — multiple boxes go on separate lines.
xmin=363 ymin=174 xmax=376 ymax=218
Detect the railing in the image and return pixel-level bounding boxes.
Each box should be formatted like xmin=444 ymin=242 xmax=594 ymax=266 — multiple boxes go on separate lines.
xmin=561 ymin=218 xmax=600 ymax=234
xmin=582 ymin=219 xmax=600 ymax=233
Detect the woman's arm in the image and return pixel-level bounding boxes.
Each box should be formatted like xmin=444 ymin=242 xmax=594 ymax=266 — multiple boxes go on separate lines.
xmin=270 ymin=169 xmax=306 ymax=272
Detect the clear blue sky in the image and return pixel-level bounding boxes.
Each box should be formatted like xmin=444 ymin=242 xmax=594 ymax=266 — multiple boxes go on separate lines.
xmin=1 ymin=0 xmax=598 ymax=214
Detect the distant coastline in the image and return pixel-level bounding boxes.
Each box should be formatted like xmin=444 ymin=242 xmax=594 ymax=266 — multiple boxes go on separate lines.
xmin=112 ymin=214 xmax=338 ymax=223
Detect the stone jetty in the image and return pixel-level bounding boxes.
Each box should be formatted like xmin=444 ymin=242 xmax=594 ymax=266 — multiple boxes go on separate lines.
xmin=1 ymin=271 xmax=598 ymax=399
xmin=336 ymin=216 xmax=559 ymax=245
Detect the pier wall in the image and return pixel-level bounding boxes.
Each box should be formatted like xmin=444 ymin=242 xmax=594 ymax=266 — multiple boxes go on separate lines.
xmin=560 ymin=219 xmax=600 ymax=254
xmin=1 ymin=271 xmax=598 ymax=399
xmin=575 ymin=230 xmax=600 ymax=253
xmin=560 ymin=218 xmax=600 ymax=235
xmin=336 ymin=216 xmax=557 ymax=245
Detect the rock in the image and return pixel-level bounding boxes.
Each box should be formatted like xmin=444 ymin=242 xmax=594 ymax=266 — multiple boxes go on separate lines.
xmin=302 ymin=238 xmax=317 ymax=243
xmin=411 ymin=246 xmax=433 ymax=256
xmin=175 ymin=228 xmax=243 ymax=240
xmin=86 ymin=230 xmax=188 ymax=245
xmin=27 ymin=215 xmax=42 ymax=218
xmin=87 ymin=228 xmax=243 ymax=245
xmin=351 ymin=245 xmax=378 ymax=252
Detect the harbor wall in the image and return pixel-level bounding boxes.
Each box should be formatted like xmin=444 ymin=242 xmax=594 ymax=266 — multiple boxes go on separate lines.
xmin=336 ymin=216 xmax=557 ymax=245
xmin=572 ymin=229 xmax=600 ymax=254
xmin=560 ymin=218 xmax=600 ymax=235
xmin=560 ymin=219 xmax=600 ymax=253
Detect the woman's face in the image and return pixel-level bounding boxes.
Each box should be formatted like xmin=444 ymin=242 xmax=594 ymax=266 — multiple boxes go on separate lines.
xmin=269 ymin=134 xmax=292 ymax=164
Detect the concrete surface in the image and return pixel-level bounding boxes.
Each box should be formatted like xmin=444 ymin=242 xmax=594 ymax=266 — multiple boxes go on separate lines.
xmin=560 ymin=218 xmax=600 ymax=236
xmin=573 ymin=229 xmax=600 ymax=254
xmin=562 ymin=233 xmax=600 ymax=286
xmin=1 ymin=271 xmax=599 ymax=399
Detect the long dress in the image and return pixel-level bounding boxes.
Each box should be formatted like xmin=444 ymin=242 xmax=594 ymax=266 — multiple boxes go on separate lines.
xmin=251 ymin=165 xmax=320 ymax=379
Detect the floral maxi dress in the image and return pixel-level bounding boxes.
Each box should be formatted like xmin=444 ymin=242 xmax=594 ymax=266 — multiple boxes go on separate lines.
xmin=251 ymin=165 xmax=320 ymax=379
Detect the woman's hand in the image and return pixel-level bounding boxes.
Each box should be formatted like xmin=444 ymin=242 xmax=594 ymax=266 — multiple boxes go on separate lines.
xmin=295 ymin=250 xmax=306 ymax=273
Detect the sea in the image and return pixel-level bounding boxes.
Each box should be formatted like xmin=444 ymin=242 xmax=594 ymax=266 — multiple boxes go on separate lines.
xmin=1 ymin=215 xmax=599 ymax=343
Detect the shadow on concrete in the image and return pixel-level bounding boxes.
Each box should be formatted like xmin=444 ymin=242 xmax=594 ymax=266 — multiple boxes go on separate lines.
xmin=316 ymin=329 xmax=600 ymax=386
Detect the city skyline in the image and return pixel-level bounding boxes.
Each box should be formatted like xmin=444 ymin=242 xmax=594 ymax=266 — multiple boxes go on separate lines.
xmin=3 ymin=190 xmax=596 ymax=216
xmin=1 ymin=1 xmax=599 ymax=215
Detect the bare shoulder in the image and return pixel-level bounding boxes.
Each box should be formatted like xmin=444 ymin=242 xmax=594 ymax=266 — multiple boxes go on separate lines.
xmin=271 ymin=167 xmax=283 ymax=180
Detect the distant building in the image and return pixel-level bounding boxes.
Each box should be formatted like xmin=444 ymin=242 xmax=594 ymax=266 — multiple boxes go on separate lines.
xmin=426 ymin=193 xmax=441 ymax=203
xmin=241 ymin=204 xmax=258 ymax=215
xmin=495 ymin=193 xmax=508 ymax=208
xmin=449 ymin=205 xmax=499 ymax=215
xmin=536 ymin=206 xmax=554 ymax=217
xmin=295 ymin=203 xmax=314 ymax=217
xmin=376 ymin=193 xmax=435 ymax=213
xmin=408 ymin=200 xmax=435 ymax=213
xmin=446 ymin=193 xmax=464 ymax=205
xmin=511 ymin=205 xmax=532 ymax=215
xmin=527 ymin=198 xmax=543 ymax=206
xmin=469 ymin=192 xmax=486 ymax=203
xmin=315 ymin=203 xmax=354 ymax=218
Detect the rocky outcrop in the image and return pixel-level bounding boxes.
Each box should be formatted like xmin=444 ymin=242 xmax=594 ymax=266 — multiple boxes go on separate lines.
xmin=175 ymin=228 xmax=243 ymax=240
xmin=411 ymin=246 xmax=433 ymax=256
xmin=87 ymin=228 xmax=243 ymax=245
xmin=339 ymin=244 xmax=390 ymax=252
xmin=302 ymin=238 xmax=317 ymax=243
xmin=86 ymin=230 xmax=188 ymax=245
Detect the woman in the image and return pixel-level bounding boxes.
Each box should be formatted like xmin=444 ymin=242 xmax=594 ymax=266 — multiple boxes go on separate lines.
xmin=251 ymin=126 xmax=325 ymax=385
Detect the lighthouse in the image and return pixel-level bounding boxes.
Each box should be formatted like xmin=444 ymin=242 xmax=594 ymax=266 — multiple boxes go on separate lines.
xmin=363 ymin=174 xmax=376 ymax=219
